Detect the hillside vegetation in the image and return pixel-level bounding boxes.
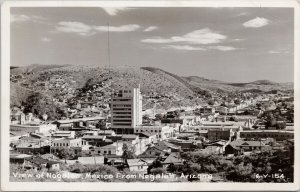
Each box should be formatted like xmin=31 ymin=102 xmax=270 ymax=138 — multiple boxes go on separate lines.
xmin=10 ymin=64 xmax=293 ymax=111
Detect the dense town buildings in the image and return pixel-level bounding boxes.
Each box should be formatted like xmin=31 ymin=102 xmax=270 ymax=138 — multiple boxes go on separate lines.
xmin=9 ymin=85 xmax=295 ymax=183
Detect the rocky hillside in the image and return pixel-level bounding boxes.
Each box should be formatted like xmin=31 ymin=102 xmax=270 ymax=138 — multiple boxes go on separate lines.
xmin=10 ymin=64 xmax=293 ymax=110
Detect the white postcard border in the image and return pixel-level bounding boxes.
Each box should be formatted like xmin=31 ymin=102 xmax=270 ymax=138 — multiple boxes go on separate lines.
xmin=1 ymin=0 xmax=300 ymax=191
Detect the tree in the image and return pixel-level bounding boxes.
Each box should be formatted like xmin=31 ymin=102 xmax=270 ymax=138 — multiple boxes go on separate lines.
xmin=96 ymin=120 xmax=106 ymax=129
xmin=234 ymin=99 xmax=241 ymax=105
xmin=155 ymin=113 xmax=165 ymax=121
xmin=143 ymin=114 xmax=150 ymax=122
xmin=122 ymin=143 xmax=136 ymax=163
xmin=56 ymin=148 xmax=74 ymax=163
xmin=150 ymin=167 xmax=166 ymax=175
xmin=207 ymin=100 xmax=215 ymax=106
xmin=227 ymin=163 xmax=253 ymax=182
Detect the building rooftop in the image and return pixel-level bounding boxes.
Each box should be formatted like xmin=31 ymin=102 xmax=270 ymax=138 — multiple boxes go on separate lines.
xmin=163 ymin=153 xmax=183 ymax=164
xmin=121 ymin=134 xmax=138 ymax=140
xmin=53 ymin=116 xmax=106 ymax=124
xmin=138 ymin=132 xmax=157 ymax=138
xmin=10 ymin=153 xmax=32 ymax=159
xmin=82 ymin=135 xmax=106 ymax=140
xmin=127 ymin=159 xmax=147 ymax=166
xmin=241 ymin=129 xmax=294 ymax=133
xmin=201 ymin=122 xmax=234 ymax=126
xmin=77 ymin=156 xmax=104 ymax=165
xmin=230 ymin=140 xmax=265 ymax=147
xmin=156 ymin=141 xmax=181 ymax=150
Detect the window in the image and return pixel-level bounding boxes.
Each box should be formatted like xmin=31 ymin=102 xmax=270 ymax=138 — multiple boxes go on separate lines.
xmin=108 ymin=150 xmax=111 ymax=155
xmin=104 ymin=151 xmax=107 ymax=154
xmin=155 ymin=130 xmax=157 ymax=132
xmin=98 ymin=151 xmax=100 ymax=154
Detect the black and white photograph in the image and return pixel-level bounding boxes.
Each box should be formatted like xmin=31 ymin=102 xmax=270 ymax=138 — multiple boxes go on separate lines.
xmin=1 ymin=1 xmax=299 ymax=191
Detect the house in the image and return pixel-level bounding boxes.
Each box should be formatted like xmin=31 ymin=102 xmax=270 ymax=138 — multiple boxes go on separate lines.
xmin=207 ymin=129 xmax=233 ymax=142
xmin=10 ymin=111 xmax=28 ymax=125
xmin=87 ymin=142 xmax=123 ymax=156
xmin=24 ymin=156 xmax=60 ymax=171
xmin=51 ymin=131 xmax=75 ymax=139
xmin=167 ymin=139 xmax=195 ymax=151
xmin=82 ymin=135 xmax=106 ymax=146
xmin=16 ymin=143 xmax=50 ymax=155
xmin=162 ymin=153 xmax=184 ymax=168
xmin=10 ymin=131 xmax=29 ymax=142
xmin=239 ymin=130 xmax=294 ymax=141
xmin=10 ymin=153 xmax=32 ymax=164
xmin=40 ymin=153 xmax=60 ymax=161
xmin=179 ymin=115 xmax=200 ymax=126
xmin=106 ymin=157 xmax=125 ymax=168
xmin=51 ymin=138 xmax=83 ymax=154
xmin=202 ymin=140 xmax=230 ymax=154
xmin=98 ymin=130 xmax=116 ymax=136
xmin=142 ymin=145 xmax=171 ymax=157
xmin=53 ymin=116 xmax=106 ymax=130
xmin=138 ymin=132 xmax=158 ymax=144
xmin=196 ymin=106 xmax=215 ymax=115
xmin=155 ymin=141 xmax=181 ymax=152
xmin=127 ymin=159 xmax=148 ymax=173
xmin=225 ymin=140 xmax=270 ymax=155
xmin=121 ymin=134 xmax=139 ymax=143
xmin=77 ymin=156 xmax=104 ymax=165
xmin=134 ymin=125 xmax=174 ymax=140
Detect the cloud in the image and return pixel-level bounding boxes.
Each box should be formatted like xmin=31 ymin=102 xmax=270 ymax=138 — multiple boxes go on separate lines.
xmin=268 ymin=49 xmax=291 ymax=54
xmin=141 ymin=28 xmax=227 ymax=44
xmin=236 ymin=12 xmax=249 ymax=17
xmin=164 ymin=45 xmax=206 ymax=51
xmin=95 ymin=24 xmax=140 ymax=32
xmin=56 ymin=22 xmax=94 ymax=36
xmin=268 ymin=50 xmax=281 ymax=54
xmin=11 ymin=14 xmax=47 ymax=23
xmin=101 ymin=7 xmax=131 ymax=16
xmin=232 ymin=38 xmax=245 ymax=41
xmin=41 ymin=37 xmax=52 ymax=42
xmin=144 ymin=26 xmax=158 ymax=32
xmin=161 ymin=44 xmax=239 ymax=52
xmin=210 ymin=46 xmax=238 ymax=51
xmin=243 ymin=17 xmax=270 ymax=28
xmin=55 ymin=21 xmax=140 ymax=36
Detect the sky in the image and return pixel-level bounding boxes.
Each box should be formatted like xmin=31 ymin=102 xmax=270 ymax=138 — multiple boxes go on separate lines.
xmin=10 ymin=7 xmax=294 ymax=83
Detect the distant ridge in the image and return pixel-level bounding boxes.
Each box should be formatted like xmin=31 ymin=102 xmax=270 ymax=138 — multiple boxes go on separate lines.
xmin=10 ymin=64 xmax=293 ymax=108
xmin=10 ymin=63 xmax=71 ymax=75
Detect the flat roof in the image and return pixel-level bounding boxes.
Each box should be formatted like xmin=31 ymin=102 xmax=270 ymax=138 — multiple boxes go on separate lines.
xmin=54 ymin=116 xmax=106 ymax=124
xmin=241 ymin=130 xmax=294 ymax=133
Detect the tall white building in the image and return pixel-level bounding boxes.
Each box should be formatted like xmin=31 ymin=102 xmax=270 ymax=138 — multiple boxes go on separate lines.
xmin=111 ymin=87 xmax=142 ymax=134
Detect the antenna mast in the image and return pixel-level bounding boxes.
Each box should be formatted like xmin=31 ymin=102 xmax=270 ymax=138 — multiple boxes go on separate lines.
xmin=107 ymin=22 xmax=111 ymax=69
xmin=107 ymin=22 xmax=113 ymax=98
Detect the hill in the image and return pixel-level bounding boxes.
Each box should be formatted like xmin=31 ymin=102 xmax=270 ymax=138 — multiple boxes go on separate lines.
xmin=10 ymin=65 xmax=294 ymax=111
xmin=10 ymin=63 xmax=71 ymax=75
